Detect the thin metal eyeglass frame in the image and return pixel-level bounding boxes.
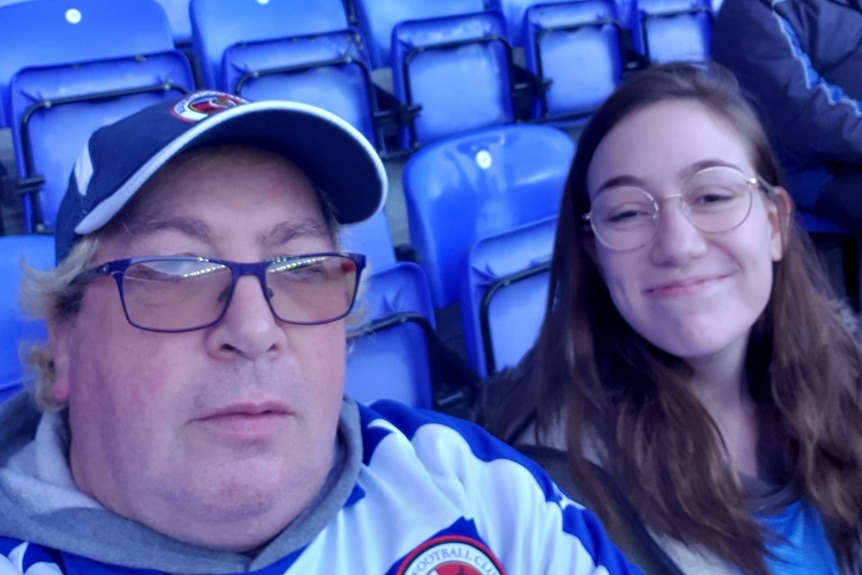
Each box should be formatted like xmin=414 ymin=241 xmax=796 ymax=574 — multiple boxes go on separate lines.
xmin=581 ymin=172 xmax=772 ymax=252
xmin=71 ymin=252 xmax=367 ymax=333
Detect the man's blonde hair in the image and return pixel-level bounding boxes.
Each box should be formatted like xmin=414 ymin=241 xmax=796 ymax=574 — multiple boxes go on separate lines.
xmin=19 ymin=236 xmax=98 ymax=412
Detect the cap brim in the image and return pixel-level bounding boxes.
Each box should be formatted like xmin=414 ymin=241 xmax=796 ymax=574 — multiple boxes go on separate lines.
xmin=76 ymin=100 xmax=387 ymax=236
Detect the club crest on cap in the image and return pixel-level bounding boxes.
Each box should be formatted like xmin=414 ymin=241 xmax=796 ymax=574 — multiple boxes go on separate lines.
xmin=171 ymin=91 xmax=248 ymax=123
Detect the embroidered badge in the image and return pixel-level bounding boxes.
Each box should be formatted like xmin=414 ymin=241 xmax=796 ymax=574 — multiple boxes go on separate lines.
xmin=397 ymin=535 xmax=507 ymax=575
xmin=171 ymin=91 xmax=247 ymax=123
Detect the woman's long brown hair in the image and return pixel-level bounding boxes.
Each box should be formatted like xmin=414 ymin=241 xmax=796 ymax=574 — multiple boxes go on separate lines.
xmin=476 ymin=62 xmax=862 ymax=574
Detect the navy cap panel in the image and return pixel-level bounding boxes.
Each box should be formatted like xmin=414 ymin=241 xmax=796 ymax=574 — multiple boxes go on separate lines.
xmin=224 ymin=112 xmax=383 ymax=224
xmin=79 ymin=92 xmax=242 ymax=215
xmin=135 ymin=108 xmax=384 ymax=226
xmin=55 ymin=171 xmax=88 ymax=263
xmin=55 ymin=93 xmax=386 ymax=264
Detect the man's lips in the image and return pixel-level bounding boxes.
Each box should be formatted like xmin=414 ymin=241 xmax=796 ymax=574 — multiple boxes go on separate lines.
xmin=645 ymin=274 xmax=730 ymax=297
xmin=198 ymin=401 xmax=291 ymax=420
xmin=194 ymin=402 xmax=292 ymax=438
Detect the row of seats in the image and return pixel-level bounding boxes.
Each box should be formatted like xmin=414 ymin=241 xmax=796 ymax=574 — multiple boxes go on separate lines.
xmin=0 ymin=0 xmax=711 ymax=235
xmin=0 ymin=0 xmax=195 ymax=234
xmin=1 ymin=122 xmax=573 ymax=408
xmin=147 ymin=0 xmax=718 ymax=55
xmin=189 ymin=0 xmax=711 ymax=144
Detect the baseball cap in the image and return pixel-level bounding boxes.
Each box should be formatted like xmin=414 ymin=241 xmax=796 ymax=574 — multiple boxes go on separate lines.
xmin=55 ymin=90 xmax=387 ymax=263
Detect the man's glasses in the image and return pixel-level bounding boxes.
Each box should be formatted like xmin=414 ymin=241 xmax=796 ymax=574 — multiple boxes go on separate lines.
xmin=582 ymin=166 xmax=772 ymax=251
xmin=72 ymin=252 xmax=366 ymax=333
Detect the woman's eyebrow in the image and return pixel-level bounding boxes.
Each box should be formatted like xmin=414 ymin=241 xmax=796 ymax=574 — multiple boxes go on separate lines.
xmin=593 ymin=174 xmax=647 ymax=197
xmin=593 ymin=159 xmax=745 ymax=197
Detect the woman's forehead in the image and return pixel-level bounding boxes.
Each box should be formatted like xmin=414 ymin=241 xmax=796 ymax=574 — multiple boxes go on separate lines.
xmin=586 ymin=100 xmax=756 ymax=197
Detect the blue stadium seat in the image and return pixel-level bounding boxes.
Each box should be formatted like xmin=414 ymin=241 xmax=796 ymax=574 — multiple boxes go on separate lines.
xmin=786 ymin=169 xmax=859 ymax=307
xmin=392 ymin=10 xmax=516 ymax=149
xmin=190 ymin=0 xmax=350 ymax=89
xmin=797 ymin=211 xmax=850 ymax=235
xmin=353 ymin=0 xmax=486 ymax=69
xmin=490 ymin=0 xmax=635 ymax=45
xmin=0 ymin=0 xmax=194 ymax=233
xmin=460 ymin=216 xmax=556 ymax=377
xmin=631 ymin=0 xmax=713 ymax=63
xmin=524 ymin=0 xmax=625 ymax=122
xmin=0 ymin=0 xmax=181 ymax=132
xmin=339 ymin=209 xmax=397 ymax=273
xmin=0 ymin=234 xmax=53 ymax=403
xmin=617 ymin=0 xmax=637 ymax=28
xmin=346 ymin=262 xmax=436 ymax=408
xmin=190 ymin=0 xmax=379 ymax=147
xmin=341 ymin=212 xmax=444 ymax=408
xmin=403 ymin=123 xmax=574 ymax=307
xmin=222 ymin=31 xmax=379 ymax=146
xmin=486 ymin=0 xmax=534 ymax=47
xmin=796 ymin=210 xmax=860 ymax=310
xmin=153 ymin=0 xmax=192 ymax=44
xmin=0 ymin=77 xmax=5 ymax=129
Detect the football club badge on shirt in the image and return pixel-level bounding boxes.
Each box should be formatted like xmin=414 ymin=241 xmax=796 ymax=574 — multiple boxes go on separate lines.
xmin=171 ymin=91 xmax=247 ymax=123
xmin=397 ymin=535 xmax=507 ymax=575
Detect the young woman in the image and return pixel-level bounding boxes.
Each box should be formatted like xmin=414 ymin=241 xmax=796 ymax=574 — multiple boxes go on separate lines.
xmin=475 ymin=62 xmax=862 ymax=575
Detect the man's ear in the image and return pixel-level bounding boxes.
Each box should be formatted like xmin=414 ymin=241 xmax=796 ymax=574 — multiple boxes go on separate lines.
xmin=767 ymin=186 xmax=793 ymax=262
xmin=48 ymin=321 xmax=72 ymax=403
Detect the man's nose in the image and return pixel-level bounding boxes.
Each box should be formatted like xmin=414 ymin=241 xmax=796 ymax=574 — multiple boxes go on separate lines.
xmin=206 ymin=275 xmax=285 ymax=360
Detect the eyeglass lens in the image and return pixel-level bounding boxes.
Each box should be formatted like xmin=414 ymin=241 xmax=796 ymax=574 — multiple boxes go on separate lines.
xmin=119 ymin=255 xmax=358 ymax=331
xmin=589 ymin=167 xmax=755 ymax=250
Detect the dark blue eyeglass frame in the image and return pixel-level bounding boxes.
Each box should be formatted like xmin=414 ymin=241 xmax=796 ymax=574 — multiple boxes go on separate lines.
xmin=72 ymin=252 xmax=367 ymax=333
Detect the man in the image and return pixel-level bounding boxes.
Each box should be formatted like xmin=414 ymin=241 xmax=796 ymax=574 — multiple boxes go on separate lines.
xmin=0 ymin=91 xmax=642 ymax=574
xmin=712 ymin=0 xmax=862 ymax=232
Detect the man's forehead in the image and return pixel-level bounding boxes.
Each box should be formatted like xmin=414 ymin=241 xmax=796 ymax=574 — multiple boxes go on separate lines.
xmin=99 ymin=146 xmax=334 ymax=247
xmin=156 ymin=144 xmax=318 ymax=189
xmin=127 ymin=145 xmax=322 ymax=213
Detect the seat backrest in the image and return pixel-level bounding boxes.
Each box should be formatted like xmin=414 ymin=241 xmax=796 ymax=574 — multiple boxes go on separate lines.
xmin=796 ymin=211 xmax=849 ymax=235
xmin=339 ymin=208 xmax=397 ymax=273
xmin=392 ymin=10 xmax=515 ymax=148
xmin=524 ymin=0 xmax=624 ymax=121
xmin=485 ymin=0 xmax=535 ymax=47
xmin=354 ymin=0 xmax=485 ymax=69
xmin=403 ymin=123 xmax=574 ymax=307
xmin=0 ymin=0 xmax=192 ymax=232
xmin=346 ymin=262 xmax=436 ymax=408
xmin=153 ymin=0 xmax=193 ymax=44
xmin=0 ymin=0 xmax=177 ymax=122
xmin=617 ymin=0 xmax=637 ymax=28
xmin=221 ymin=29 xmax=378 ymax=145
xmin=0 ymin=234 xmax=54 ymax=403
xmin=190 ymin=0 xmax=349 ymax=90
xmin=631 ymin=0 xmax=712 ymax=63
xmin=461 ymin=216 xmax=556 ymax=376
xmin=10 ymin=53 xmax=194 ymax=232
